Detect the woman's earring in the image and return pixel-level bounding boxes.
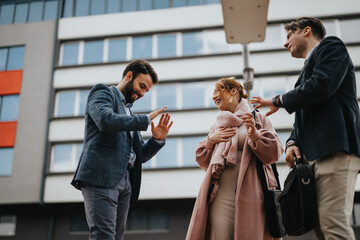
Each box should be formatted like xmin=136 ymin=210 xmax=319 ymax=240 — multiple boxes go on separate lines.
xmin=229 ymin=96 xmax=233 ymax=103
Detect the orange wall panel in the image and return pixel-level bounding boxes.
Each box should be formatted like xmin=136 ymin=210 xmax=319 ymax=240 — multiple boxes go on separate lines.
xmin=0 ymin=121 xmax=17 ymax=147
xmin=0 ymin=70 xmax=22 ymax=95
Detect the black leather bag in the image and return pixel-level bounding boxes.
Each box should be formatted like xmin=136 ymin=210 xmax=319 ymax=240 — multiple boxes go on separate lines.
xmin=278 ymin=157 xmax=318 ymax=236
xmin=252 ymin=110 xmax=286 ymax=238
xmin=255 ymin=155 xmax=286 ymax=238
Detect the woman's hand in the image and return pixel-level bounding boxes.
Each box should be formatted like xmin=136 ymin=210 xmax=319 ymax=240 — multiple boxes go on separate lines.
xmin=240 ymin=113 xmax=256 ymax=135
xmin=208 ymin=128 xmax=236 ymax=144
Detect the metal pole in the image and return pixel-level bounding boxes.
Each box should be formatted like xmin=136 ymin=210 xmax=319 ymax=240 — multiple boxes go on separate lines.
xmin=242 ymin=44 xmax=254 ymax=101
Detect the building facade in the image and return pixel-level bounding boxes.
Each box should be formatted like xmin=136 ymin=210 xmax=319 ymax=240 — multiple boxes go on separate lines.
xmin=0 ymin=0 xmax=360 ymax=239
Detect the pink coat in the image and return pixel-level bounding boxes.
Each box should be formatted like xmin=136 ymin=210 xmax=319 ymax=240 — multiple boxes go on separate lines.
xmin=186 ymin=111 xmax=284 ymax=240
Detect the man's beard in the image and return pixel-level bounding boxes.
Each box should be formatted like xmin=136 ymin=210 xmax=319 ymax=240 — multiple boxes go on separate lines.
xmin=124 ymin=78 xmax=136 ymax=103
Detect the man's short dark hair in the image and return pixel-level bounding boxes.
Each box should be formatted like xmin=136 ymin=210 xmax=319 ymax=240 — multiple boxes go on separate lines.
xmin=122 ymin=59 xmax=158 ymax=83
xmin=285 ymin=17 xmax=326 ymax=40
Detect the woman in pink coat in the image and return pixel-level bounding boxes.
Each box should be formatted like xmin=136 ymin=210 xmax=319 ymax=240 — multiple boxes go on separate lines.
xmin=186 ymin=78 xmax=284 ymax=240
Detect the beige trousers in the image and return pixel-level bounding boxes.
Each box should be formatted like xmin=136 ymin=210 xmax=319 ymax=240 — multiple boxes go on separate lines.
xmin=208 ymin=153 xmax=241 ymax=240
xmin=310 ymin=152 xmax=360 ymax=240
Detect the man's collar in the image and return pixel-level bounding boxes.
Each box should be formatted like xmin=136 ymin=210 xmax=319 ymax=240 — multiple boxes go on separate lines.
xmin=305 ymin=43 xmax=319 ymax=62
xmin=114 ymin=86 xmax=132 ymax=108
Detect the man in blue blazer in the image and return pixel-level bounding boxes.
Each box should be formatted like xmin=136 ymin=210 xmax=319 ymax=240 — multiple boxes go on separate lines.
xmin=71 ymin=59 xmax=173 ymax=240
xmin=251 ymin=17 xmax=360 ymax=239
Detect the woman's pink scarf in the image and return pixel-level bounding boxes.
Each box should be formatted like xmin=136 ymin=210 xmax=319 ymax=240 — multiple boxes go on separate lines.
xmin=210 ymin=98 xmax=251 ymax=179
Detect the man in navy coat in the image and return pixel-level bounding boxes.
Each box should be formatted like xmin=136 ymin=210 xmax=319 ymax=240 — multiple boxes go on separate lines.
xmin=71 ymin=59 xmax=173 ymax=240
xmin=251 ymin=17 xmax=360 ymax=239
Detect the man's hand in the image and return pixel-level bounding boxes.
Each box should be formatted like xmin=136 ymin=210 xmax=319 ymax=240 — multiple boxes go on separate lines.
xmin=151 ymin=113 xmax=173 ymax=140
xmin=208 ymin=128 xmax=236 ymax=144
xmin=250 ymin=96 xmax=279 ymax=116
xmin=285 ymin=145 xmax=302 ymax=167
xmin=149 ymin=107 xmax=167 ymax=120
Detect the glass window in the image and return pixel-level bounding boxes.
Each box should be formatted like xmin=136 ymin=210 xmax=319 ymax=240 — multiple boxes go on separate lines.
xmin=157 ymin=34 xmax=176 ymax=58
xmin=249 ymin=78 xmax=261 ymax=100
xmin=56 ymin=91 xmax=76 ymax=117
xmin=76 ymin=143 xmax=83 ymax=162
xmin=107 ymin=0 xmax=121 ymax=13
xmin=182 ymin=82 xmax=204 ymax=109
xmin=262 ymin=77 xmax=287 ymax=99
xmin=52 ymin=144 xmax=73 ymax=171
xmin=126 ymin=210 xmax=169 ymax=230
xmin=90 ymin=0 xmax=105 ymax=15
xmin=277 ymin=131 xmax=291 ymax=162
xmin=51 ymin=143 xmax=81 ymax=172
xmin=28 ymin=1 xmax=43 ymax=22
xmin=79 ymin=90 xmax=90 ymax=115
xmin=44 ymin=0 xmax=58 ymax=20
xmin=182 ymin=32 xmax=203 ymax=56
xmin=0 ymin=95 xmax=20 ymax=121
xmin=149 ymin=211 xmax=168 ymax=230
xmin=14 ymin=3 xmax=28 ymax=24
xmin=205 ymin=30 xmax=228 ymax=53
xmin=206 ymin=0 xmax=220 ymax=3
xmin=287 ymin=76 xmax=297 ymax=91
xmin=154 ymin=0 xmax=169 ymax=9
xmin=0 ymin=215 xmax=16 ymax=236
xmin=188 ymin=0 xmax=203 ymax=6
xmin=182 ymin=136 xmax=204 ymax=167
xmin=157 ymin=84 xmax=177 ymax=110
xmin=354 ymin=203 xmax=360 ymax=226
xmin=156 ymin=138 xmax=177 ymax=168
xmin=122 ymin=0 xmax=136 ymax=12
xmin=356 ymin=72 xmax=360 ymax=99
xmin=132 ymin=89 xmax=152 ymax=112
xmin=0 ymin=148 xmax=14 ymax=176
xmin=7 ymin=46 xmax=25 ymax=70
xmin=70 ymin=211 xmax=89 ymax=232
xmin=205 ymin=81 xmax=217 ymax=108
xmin=142 ymin=155 xmax=152 ymax=169
xmin=75 ymin=0 xmax=90 ymax=17
xmin=108 ymin=38 xmax=127 ymax=62
xmin=139 ymin=0 xmax=152 ymax=10
xmin=130 ymin=210 xmax=147 ymax=230
xmin=0 ymin=48 xmax=8 ymax=71
xmin=249 ymin=25 xmax=282 ymax=50
xmin=83 ymin=40 xmax=104 ymax=64
xmin=340 ymin=19 xmax=360 ymax=43
xmin=132 ymin=36 xmax=152 ymax=59
xmin=323 ymin=20 xmax=337 ymax=37
xmin=172 ymin=0 xmax=186 ymax=7
xmin=0 ymin=4 xmax=15 ymax=25
xmin=63 ymin=0 xmax=74 ymax=17
xmin=62 ymin=43 xmax=79 ymax=65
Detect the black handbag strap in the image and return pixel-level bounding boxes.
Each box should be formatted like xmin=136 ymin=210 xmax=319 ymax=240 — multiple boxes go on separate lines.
xmin=251 ymin=110 xmax=282 ymax=191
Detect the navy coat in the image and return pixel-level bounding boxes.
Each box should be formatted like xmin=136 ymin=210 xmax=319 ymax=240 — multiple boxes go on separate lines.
xmin=282 ymin=36 xmax=360 ymax=161
xmin=71 ymin=83 xmax=164 ymax=206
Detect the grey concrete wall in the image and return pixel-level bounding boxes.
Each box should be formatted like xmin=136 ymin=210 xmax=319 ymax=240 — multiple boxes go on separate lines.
xmin=0 ymin=21 xmax=56 ymax=203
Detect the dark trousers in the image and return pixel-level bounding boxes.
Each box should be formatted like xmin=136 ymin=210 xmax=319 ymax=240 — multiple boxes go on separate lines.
xmin=81 ymin=170 xmax=132 ymax=240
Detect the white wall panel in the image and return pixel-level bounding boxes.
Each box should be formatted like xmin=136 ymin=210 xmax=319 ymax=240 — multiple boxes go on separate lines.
xmin=49 ymin=118 xmax=85 ymax=141
xmin=43 ymin=163 xmax=360 ymax=202
xmin=58 ymin=5 xmax=222 ymax=40
xmin=49 ymin=108 xmax=294 ymax=141
xmin=54 ymin=45 xmax=360 ymax=89
xmin=58 ymin=0 xmax=360 ymax=40
xmin=268 ymin=0 xmax=360 ymax=22
xmin=53 ymin=64 xmax=123 ymax=88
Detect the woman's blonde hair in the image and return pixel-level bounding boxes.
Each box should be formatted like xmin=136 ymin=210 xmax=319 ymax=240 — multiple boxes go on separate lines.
xmin=214 ymin=77 xmax=248 ymax=102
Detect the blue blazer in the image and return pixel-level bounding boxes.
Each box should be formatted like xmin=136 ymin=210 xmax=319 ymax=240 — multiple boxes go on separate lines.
xmin=282 ymin=36 xmax=360 ymax=161
xmin=71 ymin=84 xmax=164 ymax=206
